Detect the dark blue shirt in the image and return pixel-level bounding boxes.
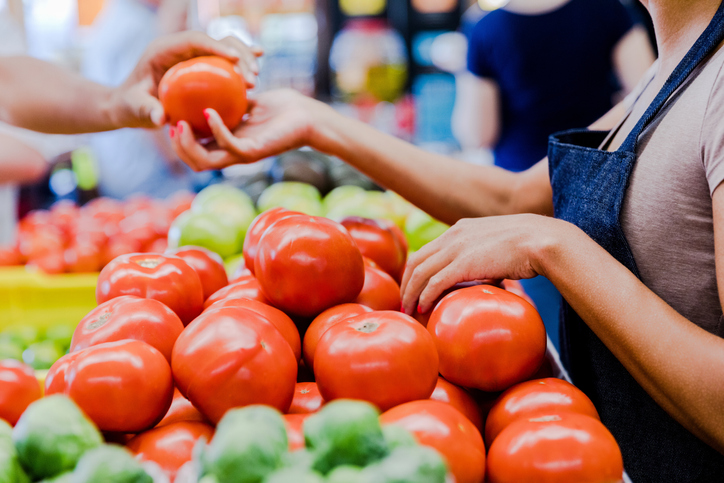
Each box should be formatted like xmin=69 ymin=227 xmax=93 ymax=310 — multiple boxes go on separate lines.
xmin=466 ymin=0 xmax=634 ymax=172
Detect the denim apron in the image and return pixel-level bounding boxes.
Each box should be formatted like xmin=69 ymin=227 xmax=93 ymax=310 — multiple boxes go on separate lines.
xmin=548 ymin=3 xmax=724 ymax=481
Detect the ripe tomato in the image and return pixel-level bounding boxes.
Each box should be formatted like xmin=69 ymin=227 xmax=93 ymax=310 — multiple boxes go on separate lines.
xmin=340 ymin=217 xmax=407 ymax=282
xmin=0 ymin=360 xmax=42 ymax=426
xmin=146 ymin=238 xmax=169 ymax=254
xmin=430 ymin=377 xmax=482 ymax=432
xmin=284 ymin=413 xmax=310 ymax=452
xmin=380 ymin=400 xmax=485 ymax=483
xmin=17 ymin=224 xmax=65 ymax=260
xmin=96 ymin=253 xmax=204 ymax=325
xmin=486 ymin=413 xmax=623 ymax=483
xmin=159 ymin=56 xmax=247 ymax=137
xmin=314 ymin=311 xmax=438 ymax=411
xmin=156 ymin=388 xmax=207 ymax=428
xmin=204 ymin=296 xmax=301 ymax=361
xmin=427 ymin=285 xmax=546 ymax=392
xmin=288 ymin=382 xmax=324 ymax=414
xmin=485 ymin=378 xmax=599 ymax=446
xmin=46 ymin=340 xmax=174 ymax=432
xmin=0 ymin=245 xmax=21 ymax=266
xmin=70 ymin=295 xmax=184 ymax=363
xmin=64 ymin=241 xmax=102 ymax=273
xmin=166 ymin=246 xmax=229 ymax=300
xmin=302 ymin=303 xmax=373 ymax=370
xmin=355 ymin=262 xmax=401 ymax=311
xmin=172 ymin=306 xmax=297 ymax=423
xmin=103 ymin=236 xmax=141 ymax=266
xmin=127 ymin=421 xmax=214 ymax=481
xmin=166 ymin=191 xmax=195 ymax=219
xmin=203 ymin=276 xmax=269 ymax=309
xmin=242 ymin=208 xmax=302 ymax=275
xmin=27 ymin=251 xmax=66 ymax=274
xmin=255 ymin=215 xmax=365 ymax=317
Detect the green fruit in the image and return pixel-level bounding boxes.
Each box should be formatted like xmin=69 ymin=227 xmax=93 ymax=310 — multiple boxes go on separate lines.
xmin=304 ymin=400 xmax=388 ymax=474
xmin=22 ymin=341 xmax=64 ymax=370
xmin=257 ymin=182 xmax=323 ymax=216
xmin=12 ymin=395 xmax=103 ymax=480
xmin=223 ymin=254 xmax=245 ymax=278
xmin=326 ymin=465 xmax=364 ymax=483
xmin=404 ymin=209 xmax=449 ymax=252
xmin=37 ymin=473 xmax=72 ymax=483
xmin=324 ymin=191 xmax=392 ymax=223
xmin=72 ymin=445 xmax=152 ymax=483
xmin=282 ymin=449 xmax=314 ymax=471
xmin=200 ymin=405 xmax=288 ymax=483
xmin=43 ymin=326 xmax=74 ymax=352
xmin=382 ymin=426 xmax=417 ymax=450
xmin=169 ymin=210 xmax=244 ymax=259
xmin=382 ymin=191 xmax=414 ymax=227
xmin=0 ymin=420 xmax=30 ymax=483
xmin=192 ymin=185 xmax=257 ymax=230
xmin=0 ymin=326 xmax=39 ymax=350
xmin=322 ymin=186 xmax=367 ymax=214
xmin=0 ymin=340 xmax=23 ymax=361
xmin=263 ymin=468 xmax=324 ymax=483
xmin=360 ymin=446 xmax=447 ymax=483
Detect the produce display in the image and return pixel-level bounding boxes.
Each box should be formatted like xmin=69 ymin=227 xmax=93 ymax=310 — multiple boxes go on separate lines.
xmin=0 ymin=186 xmax=626 ymax=482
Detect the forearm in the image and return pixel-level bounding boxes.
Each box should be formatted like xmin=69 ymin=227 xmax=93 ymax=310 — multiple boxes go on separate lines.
xmin=312 ymin=106 xmax=551 ymax=224
xmin=533 ymin=221 xmax=724 ymax=453
xmin=0 ymin=57 xmax=121 ymax=134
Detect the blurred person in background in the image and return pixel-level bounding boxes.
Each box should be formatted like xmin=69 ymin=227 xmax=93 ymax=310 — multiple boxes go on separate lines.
xmin=452 ymin=0 xmax=657 ymax=347
xmin=82 ymin=0 xmax=215 ymax=199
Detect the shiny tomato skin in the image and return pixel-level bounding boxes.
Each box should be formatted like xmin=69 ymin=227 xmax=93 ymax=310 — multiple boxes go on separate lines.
xmin=0 ymin=360 xmax=42 ymax=426
xmin=171 ymin=306 xmax=297 ymax=424
xmin=314 ymin=311 xmax=438 ymax=411
xmin=284 ymin=413 xmax=310 ymax=452
xmin=486 ymin=413 xmax=623 ymax=483
xmin=0 ymin=245 xmax=22 ymax=266
xmin=64 ymin=241 xmax=103 ymax=273
xmin=27 ymin=251 xmax=66 ymax=274
xmin=340 ymin=216 xmax=408 ymax=283
xmin=166 ymin=246 xmax=229 ymax=300
xmin=380 ymin=400 xmax=485 ymax=483
xmin=127 ymin=421 xmax=214 ymax=481
xmin=255 ymin=216 xmax=365 ymax=317
xmin=70 ymin=295 xmax=184 ymax=363
xmin=427 ymin=285 xmax=546 ymax=392
xmin=242 ymin=208 xmax=302 ymax=275
xmin=204 ymin=296 xmax=301 ymax=361
xmin=485 ymin=378 xmax=599 ymax=446
xmin=103 ymin=236 xmax=141 ymax=266
xmin=302 ymin=303 xmax=373 ymax=370
xmin=159 ymin=56 xmax=247 ymax=137
xmin=156 ymin=388 xmax=207 ymax=428
xmin=355 ymin=262 xmax=401 ymax=311
xmin=430 ymin=377 xmax=483 ymax=433
xmin=288 ymin=382 xmax=325 ymax=414
xmin=203 ymin=276 xmax=269 ymax=309
xmin=46 ymin=340 xmax=174 ymax=432
xmin=96 ymin=253 xmax=204 ymax=325
xmin=166 ymin=191 xmax=195 ymax=219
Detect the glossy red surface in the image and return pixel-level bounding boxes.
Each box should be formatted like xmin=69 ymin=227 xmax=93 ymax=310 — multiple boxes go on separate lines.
xmin=156 ymin=388 xmax=207 ymax=428
xmin=302 ymin=303 xmax=373 ymax=369
xmin=242 ymin=208 xmax=302 ymax=275
xmin=354 ymin=262 xmax=401 ymax=311
xmin=430 ymin=376 xmax=483 ymax=432
xmin=314 ymin=311 xmax=438 ymax=411
xmin=203 ymin=276 xmax=269 ymax=309
xmin=284 ymin=413 xmax=309 ymax=452
xmin=166 ymin=246 xmax=229 ymax=300
xmin=96 ymin=253 xmax=204 ymax=325
xmin=340 ymin=216 xmax=408 ymax=282
xmin=288 ymin=382 xmax=325 ymax=414
xmin=0 ymin=360 xmax=42 ymax=426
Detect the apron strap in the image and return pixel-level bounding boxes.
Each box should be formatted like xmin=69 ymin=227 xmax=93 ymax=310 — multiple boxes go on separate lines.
xmin=620 ymin=0 xmax=724 ymax=152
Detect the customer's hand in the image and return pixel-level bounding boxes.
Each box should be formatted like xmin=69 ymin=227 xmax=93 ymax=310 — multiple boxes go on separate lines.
xmin=109 ymin=31 xmax=263 ymax=130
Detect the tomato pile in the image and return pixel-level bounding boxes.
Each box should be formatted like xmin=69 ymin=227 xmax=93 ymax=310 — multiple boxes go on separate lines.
xmin=0 ymin=206 xmax=625 ymax=482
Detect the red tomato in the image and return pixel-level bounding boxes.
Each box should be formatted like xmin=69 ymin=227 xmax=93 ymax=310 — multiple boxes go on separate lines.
xmin=17 ymin=225 xmax=65 ymax=261
xmin=171 ymin=306 xmax=297 ymax=423
xmin=156 ymin=388 xmax=207 ymax=428
xmin=501 ymin=279 xmax=535 ymax=306
xmin=485 ymin=378 xmax=599 ymax=446
xmin=430 ymin=377 xmax=483 ymax=432
xmin=146 ymin=238 xmax=169 ymax=254
xmin=242 ymin=208 xmax=302 ymax=275
xmin=159 ymin=56 xmax=247 ymax=137
xmin=340 ymin=217 xmax=408 ymax=282
xmin=284 ymin=413 xmax=309 ymax=452
xmin=380 ymin=400 xmax=485 ymax=483
xmin=355 ymin=262 xmax=401 ymax=311
xmin=96 ymin=253 xmax=204 ymax=325
xmin=127 ymin=421 xmax=214 ymax=481
xmin=166 ymin=191 xmax=195 ymax=219
xmin=302 ymin=303 xmax=373 ymax=370
xmin=204 ymin=296 xmax=301 ymax=361
xmin=288 ymin=382 xmax=324 ymax=414
xmin=102 ymin=236 xmax=142 ymax=266
xmin=64 ymin=241 xmax=102 ymax=273
xmin=203 ymin=276 xmax=269 ymax=309
xmin=231 ymin=262 xmax=253 ymax=282
xmin=118 ymin=212 xmax=160 ymax=250
xmin=70 ymin=295 xmax=184 ymax=363
xmin=486 ymin=413 xmax=623 ymax=483
xmin=0 ymin=360 xmax=42 ymax=426
xmin=0 ymin=245 xmax=21 ymax=266
xmin=166 ymin=246 xmax=229 ymax=300
xmin=427 ymin=285 xmax=546 ymax=392
xmin=314 ymin=311 xmax=438 ymax=411
xmin=46 ymin=340 xmax=174 ymax=432
xmin=255 ymin=215 xmax=365 ymax=317
xmin=27 ymin=250 xmax=66 ymax=274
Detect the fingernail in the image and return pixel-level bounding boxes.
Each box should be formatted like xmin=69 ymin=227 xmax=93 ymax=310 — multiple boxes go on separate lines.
xmin=400 ymin=302 xmax=404 ymax=312
xmin=177 ymin=122 xmax=183 ymax=134
xmin=203 ymin=109 xmax=210 ymax=120
xmin=417 ymin=304 xmax=423 ymax=314
xmin=169 ymin=127 xmax=176 ymax=139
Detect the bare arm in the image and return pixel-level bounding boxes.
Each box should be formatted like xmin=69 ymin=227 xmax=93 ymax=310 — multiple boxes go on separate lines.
xmin=613 ymin=25 xmax=657 ymax=95
xmin=0 ymin=133 xmax=46 ymax=184
xmin=451 ymin=73 xmax=501 ymax=150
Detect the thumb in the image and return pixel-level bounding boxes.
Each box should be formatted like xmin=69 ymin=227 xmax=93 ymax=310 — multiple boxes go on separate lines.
xmin=128 ymin=90 xmax=167 ymax=128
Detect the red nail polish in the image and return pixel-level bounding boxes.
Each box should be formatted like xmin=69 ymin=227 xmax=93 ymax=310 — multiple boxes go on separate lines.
xmin=400 ymin=302 xmax=404 ymax=312
xmin=169 ymin=127 xmax=175 ymax=139
xmin=417 ymin=305 xmax=423 ymax=314
xmin=203 ymin=110 xmax=210 ymax=120
xmin=177 ymin=123 xmax=183 ymax=134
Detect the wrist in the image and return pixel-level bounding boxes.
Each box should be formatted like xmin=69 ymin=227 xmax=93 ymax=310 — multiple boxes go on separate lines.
xmin=307 ymin=102 xmax=351 ymax=157
xmin=100 ymin=87 xmax=126 ymax=131
xmin=526 ymin=217 xmax=575 ymax=280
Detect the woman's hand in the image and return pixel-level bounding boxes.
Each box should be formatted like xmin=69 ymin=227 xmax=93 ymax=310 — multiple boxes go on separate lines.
xmin=170 ymin=89 xmax=332 ymax=170
xmin=400 ymin=214 xmax=566 ymax=315
xmin=109 ymin=31 xmax=263 ymax=129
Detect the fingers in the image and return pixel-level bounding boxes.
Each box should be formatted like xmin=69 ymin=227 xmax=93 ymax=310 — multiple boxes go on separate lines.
xmin=170 ymin=121 xmax=235 ymax=171
xmin=126 ymin=91 xmax=166 ymax=128
xmin=400 ymin=247 xmax=452 ymax=316
xmin=219 ymin=37 xmax=260 ymax=88
xmin=417 ymin=263 xmax=464 ymax=313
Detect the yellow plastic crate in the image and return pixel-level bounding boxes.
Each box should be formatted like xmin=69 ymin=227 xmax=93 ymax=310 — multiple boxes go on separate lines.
xmin=0 ymin=267 xmax=98 ymax=331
